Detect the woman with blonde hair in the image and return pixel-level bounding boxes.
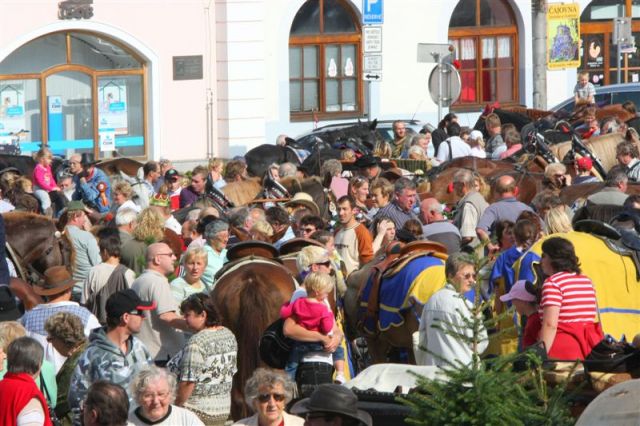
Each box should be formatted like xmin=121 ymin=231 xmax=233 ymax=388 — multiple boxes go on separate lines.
xmin=545 ymin=205 xmax=573 ymax=234
xmin=208 ymin=158 xmax=226 ymax=190
xmin=121 ymin=208 xmax=172 ymax=275
xmin=467 ymin=130 xmax=487 ymax=158
xmin=111 ymin=180 xmax=140 ymax=215
xmin=171 ymin=247 xmax=209 ymax=303
xmin=543 ymin=163 xmax=571 ymax=194
xmin=407 ymin=145 xmax=428 ymax=161
xmin=373 ymin=141 xmax=392 ymax=159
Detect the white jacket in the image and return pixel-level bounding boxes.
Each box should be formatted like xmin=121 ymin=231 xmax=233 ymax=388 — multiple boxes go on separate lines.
xmin=232 ymin=411 xmax=305 ymax=426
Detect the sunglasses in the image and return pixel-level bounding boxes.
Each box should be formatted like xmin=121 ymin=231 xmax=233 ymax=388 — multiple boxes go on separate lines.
xmin=314 ymin=260 xmax=332 ymax=268
xmin=256 ymin=393 xmax=286 ymax=403
xmin=462 ymin=272 xmax=477 ymax=280
xmin=301 ymin=227 xmax=316 ymax=233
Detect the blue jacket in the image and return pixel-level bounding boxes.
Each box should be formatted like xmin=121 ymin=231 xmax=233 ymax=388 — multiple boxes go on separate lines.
xmin=73 ymin=167 xmax=111 ymax=213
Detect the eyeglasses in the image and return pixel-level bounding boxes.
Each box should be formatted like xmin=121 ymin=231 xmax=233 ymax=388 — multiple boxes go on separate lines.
xmin=256 ymin=393 xmax=286 ymax=403
xmin=462 ymin=272 xmax=477 ymax=280
xmin=141 ymin=391 xmax=171 ymax=401
xmin=156 ymin=252 xmax=175 ymax=257
xmin=314 ymin=260 xmax=332 ymax=268
xmin=301 ymin=227 xmax=316 ymax=233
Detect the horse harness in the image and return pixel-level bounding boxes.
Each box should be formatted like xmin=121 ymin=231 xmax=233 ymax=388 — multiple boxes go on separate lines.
xmin=5 ymin=234 xmax=58 ymax=284
xmin=359 ymin=250 xmax=446 ymax=337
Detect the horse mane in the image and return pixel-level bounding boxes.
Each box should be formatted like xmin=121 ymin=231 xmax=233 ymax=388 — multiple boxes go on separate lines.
xmin=583 ymin=133 xmax=625 ymax=173
xmin=233 ymin=269 xmax=284 ymax=415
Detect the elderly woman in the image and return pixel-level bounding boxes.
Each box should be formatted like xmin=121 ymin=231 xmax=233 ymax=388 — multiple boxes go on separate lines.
xmin=167 ymin=293 xmax=237 ymax=425
xmin=407 ymin=145 xmax=428 ymax=161
xmin=201 ymin=219 xmax=230 ymax=289
xmin=111 ymin=181 xmax=141 ymax=215
xmin=0 ymin=321 xmax=58 ymax=409
xmin=44 ymin=312 xmax=87 ymax=425
xmin=416 ymin=253 xmax=488 ymax=367
xmin=0 ymin=337 xmax=51 ymax=425
xmin=467 ymin=130 xmax=486 ymax=158
xmin=171 ymin=247 xmax=208 ymax=303
xmin=128 ymin=366 xmax=204 ymax=426
xmin=539 ymin=237 xmax=603 ymax=359
xmin=232 ymin=368 xmax=304 ymax=426
xmin=543 ymin=163 xmax=571 ymax=194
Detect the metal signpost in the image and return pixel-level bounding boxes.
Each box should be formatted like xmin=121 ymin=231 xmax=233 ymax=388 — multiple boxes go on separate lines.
xmin=613 ymin=17 xmax=634 ymax=84
xmin=362 ymin=0 xmax=383 ymax=117
xmin=417 ymin=43 xmax=461 ymax=123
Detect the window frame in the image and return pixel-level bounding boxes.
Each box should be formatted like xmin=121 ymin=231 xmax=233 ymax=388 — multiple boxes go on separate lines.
xmin=580 ymin=1 xmax=640 ymax=85
xmin=289 ymin=0 xmax=364 ymax=121
xmin=0 ymin=30 xmax=147 ymax=159
xmin=448 ymin=0 xmax=519 ymax=111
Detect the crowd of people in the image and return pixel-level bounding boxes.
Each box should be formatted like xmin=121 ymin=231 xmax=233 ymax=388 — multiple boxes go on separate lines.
xmin=2 ymin=90 xmax=640 ymax=424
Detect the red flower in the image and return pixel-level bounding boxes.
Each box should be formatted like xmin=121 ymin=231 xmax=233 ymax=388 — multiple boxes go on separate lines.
xmin=453 ymin=59 xmax=461 ymax=69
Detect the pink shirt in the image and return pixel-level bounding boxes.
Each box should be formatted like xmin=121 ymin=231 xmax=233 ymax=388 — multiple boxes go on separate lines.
xmin=32 ymin=163 xmax=58 ymax=191
xmin=498 ymin=144 xmax=523 ymax=160
xmin=280 ymin=297 xmax=334 ymax=334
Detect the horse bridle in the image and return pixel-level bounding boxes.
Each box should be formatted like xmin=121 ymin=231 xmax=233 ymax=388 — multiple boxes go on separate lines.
xmin=5 ymin=235 xmax=58 ymax=284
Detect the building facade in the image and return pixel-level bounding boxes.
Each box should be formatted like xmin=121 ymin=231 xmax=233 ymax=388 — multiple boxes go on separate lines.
xmin=0 ymin=0 xmax=635 ymax=163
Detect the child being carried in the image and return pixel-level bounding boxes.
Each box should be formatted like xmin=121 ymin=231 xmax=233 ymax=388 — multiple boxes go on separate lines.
xmin=280 ymin=271 xmax=346 ymax=384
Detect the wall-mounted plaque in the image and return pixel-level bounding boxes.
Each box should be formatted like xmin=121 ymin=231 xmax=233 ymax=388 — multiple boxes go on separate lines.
xmin=59 ymin=0 xmax=94 ymax=20
xmin=173 ymin=56 xmax=203 ymax=81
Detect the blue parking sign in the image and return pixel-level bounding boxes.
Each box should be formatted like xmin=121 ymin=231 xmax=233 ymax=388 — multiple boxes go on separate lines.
xmin=363 ymin=0 xmax=383 ymax=24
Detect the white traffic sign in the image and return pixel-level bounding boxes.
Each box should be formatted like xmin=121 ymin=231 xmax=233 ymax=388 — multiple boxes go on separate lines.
xmin=363 ymin=54 xmax=382 ymax=72
xmin=363 ymin=72 xmax=382 ymax=81
xmin=363 ymin=26 xmax=382 ymax=53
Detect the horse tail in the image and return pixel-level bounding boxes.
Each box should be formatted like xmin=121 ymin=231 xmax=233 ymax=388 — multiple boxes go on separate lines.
xmin=232 ymin=269 xmax=283 ymax=417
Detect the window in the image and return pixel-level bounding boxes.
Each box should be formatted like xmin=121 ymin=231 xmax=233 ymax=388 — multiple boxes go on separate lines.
xmin=448 ymin=0 xmax=518 ymax=110
xmin=580 ymin=1 xmax=640 ymax=85
xmin=0 ymin=31 xmax=146 ymax=158
xmin=289 ymin=0 xmax=362 ymax=120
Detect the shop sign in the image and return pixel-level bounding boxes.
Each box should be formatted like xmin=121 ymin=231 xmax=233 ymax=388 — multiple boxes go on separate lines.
xmin=547 ymin=3 xmax=580 ymax=69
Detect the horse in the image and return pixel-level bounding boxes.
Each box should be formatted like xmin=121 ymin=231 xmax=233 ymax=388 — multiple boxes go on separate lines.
xmin=211 ymin=259 xmax=297 ymax=420
xmin=473 ymin=107 xmax=533 ymax=137
xmin=94 ymin=157 xmax=144 ymax=180
xmin=426 ymin=157 xmax=546 ymax=206
xmin=3 ymin=211 xmax=75 ymax=309
xmin=345 ymin=247 xmax=448 ymax=364
xmin=514 ymin=230 xmax=640 ymax=341
xmin=244 ymin=145 xmax=302 ymax=178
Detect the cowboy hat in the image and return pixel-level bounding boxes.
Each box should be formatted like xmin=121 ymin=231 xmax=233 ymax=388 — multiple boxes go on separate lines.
xmin=34 ymin=266 xmax=76 ymax=296
xmin=279 ymin=237 xmax=325 ymax=256
xmin=291 ymin=384 xmax=372 ymax=426
xmin=284 ymin=192 xmax=319 ymax=216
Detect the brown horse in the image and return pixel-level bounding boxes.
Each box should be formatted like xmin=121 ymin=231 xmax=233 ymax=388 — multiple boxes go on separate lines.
xmin=211 ymin=259 xmax=296 ymax=420
xmin=94 ymin=157 xmax=144 ymax=178
xmin=427 ymin=157 xmax=545 ymax=206
xmin=221 ymin=177 xmax=262 ymax=207
xmin=3 ymin=212 xmax=75 ymax=309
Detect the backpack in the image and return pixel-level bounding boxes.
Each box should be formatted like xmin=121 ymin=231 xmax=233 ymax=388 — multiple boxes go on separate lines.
xmin=259 ymin=318 xmax=293 ymax=369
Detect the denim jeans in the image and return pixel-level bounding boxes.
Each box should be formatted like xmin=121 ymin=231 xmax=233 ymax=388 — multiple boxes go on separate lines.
xmin=295 ymin=362 xmax=334 ymax=397
xmin=285 ymin=341 xmax=345 ymax=380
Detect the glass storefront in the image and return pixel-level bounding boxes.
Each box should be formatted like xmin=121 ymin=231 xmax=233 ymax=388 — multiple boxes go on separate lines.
xmin=0 ymin=31 xmax=146 ymax=158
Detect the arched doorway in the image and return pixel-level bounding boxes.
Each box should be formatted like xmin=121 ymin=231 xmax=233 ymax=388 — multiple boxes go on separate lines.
xmin=0 ymin=31 xmax=147 ymax=159
xmin=448 ymin=0 xmax=519 ymax=110
xmin=580 ymin=0 xmax=640 ymax=86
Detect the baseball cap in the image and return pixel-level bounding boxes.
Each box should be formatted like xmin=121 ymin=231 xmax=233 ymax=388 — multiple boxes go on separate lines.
xmin=499 ymin=280 xmax=536 ymax=303
xmin=576 ymin=157 xmax=593 ymax=171
xmin=106 ymin=289 xmax=156 ymax=319
xmin=164 ymin=168 xmax=180 ymax=182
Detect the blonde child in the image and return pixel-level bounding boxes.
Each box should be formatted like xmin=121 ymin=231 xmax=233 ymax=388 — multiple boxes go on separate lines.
xmin=280 ymin=272 xmax=346 ymax=383
xmin=32 ymin=147 xmax=59 ymax=214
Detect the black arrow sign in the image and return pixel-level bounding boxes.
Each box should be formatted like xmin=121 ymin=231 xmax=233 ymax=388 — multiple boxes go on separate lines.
xmin=365 ymin=73 xmax=381 ymax=80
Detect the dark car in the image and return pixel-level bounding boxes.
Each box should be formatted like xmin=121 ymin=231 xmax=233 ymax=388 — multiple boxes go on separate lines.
xmin=295 ymin=119 xmax=435 ymax=156
xmin=551 ymin=83 xmax=640 ymax=114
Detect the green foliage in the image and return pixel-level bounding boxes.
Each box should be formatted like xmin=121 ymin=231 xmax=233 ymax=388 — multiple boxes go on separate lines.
xmin=400 ymin=251 xmax=575 ymax=426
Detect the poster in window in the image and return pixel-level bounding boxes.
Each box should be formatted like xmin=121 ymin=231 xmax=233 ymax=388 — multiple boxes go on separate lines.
xmin=547 ymin=3 xmax=580 ymax=69
xmin=0 ymin=81 xmax=26 ymax=134
xmin=98 ymin=79 xmax=128 ymax=135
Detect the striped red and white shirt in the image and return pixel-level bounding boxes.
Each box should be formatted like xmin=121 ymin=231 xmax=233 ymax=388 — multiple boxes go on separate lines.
xmin=540 ymin=271 xmax=598 ymax=323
